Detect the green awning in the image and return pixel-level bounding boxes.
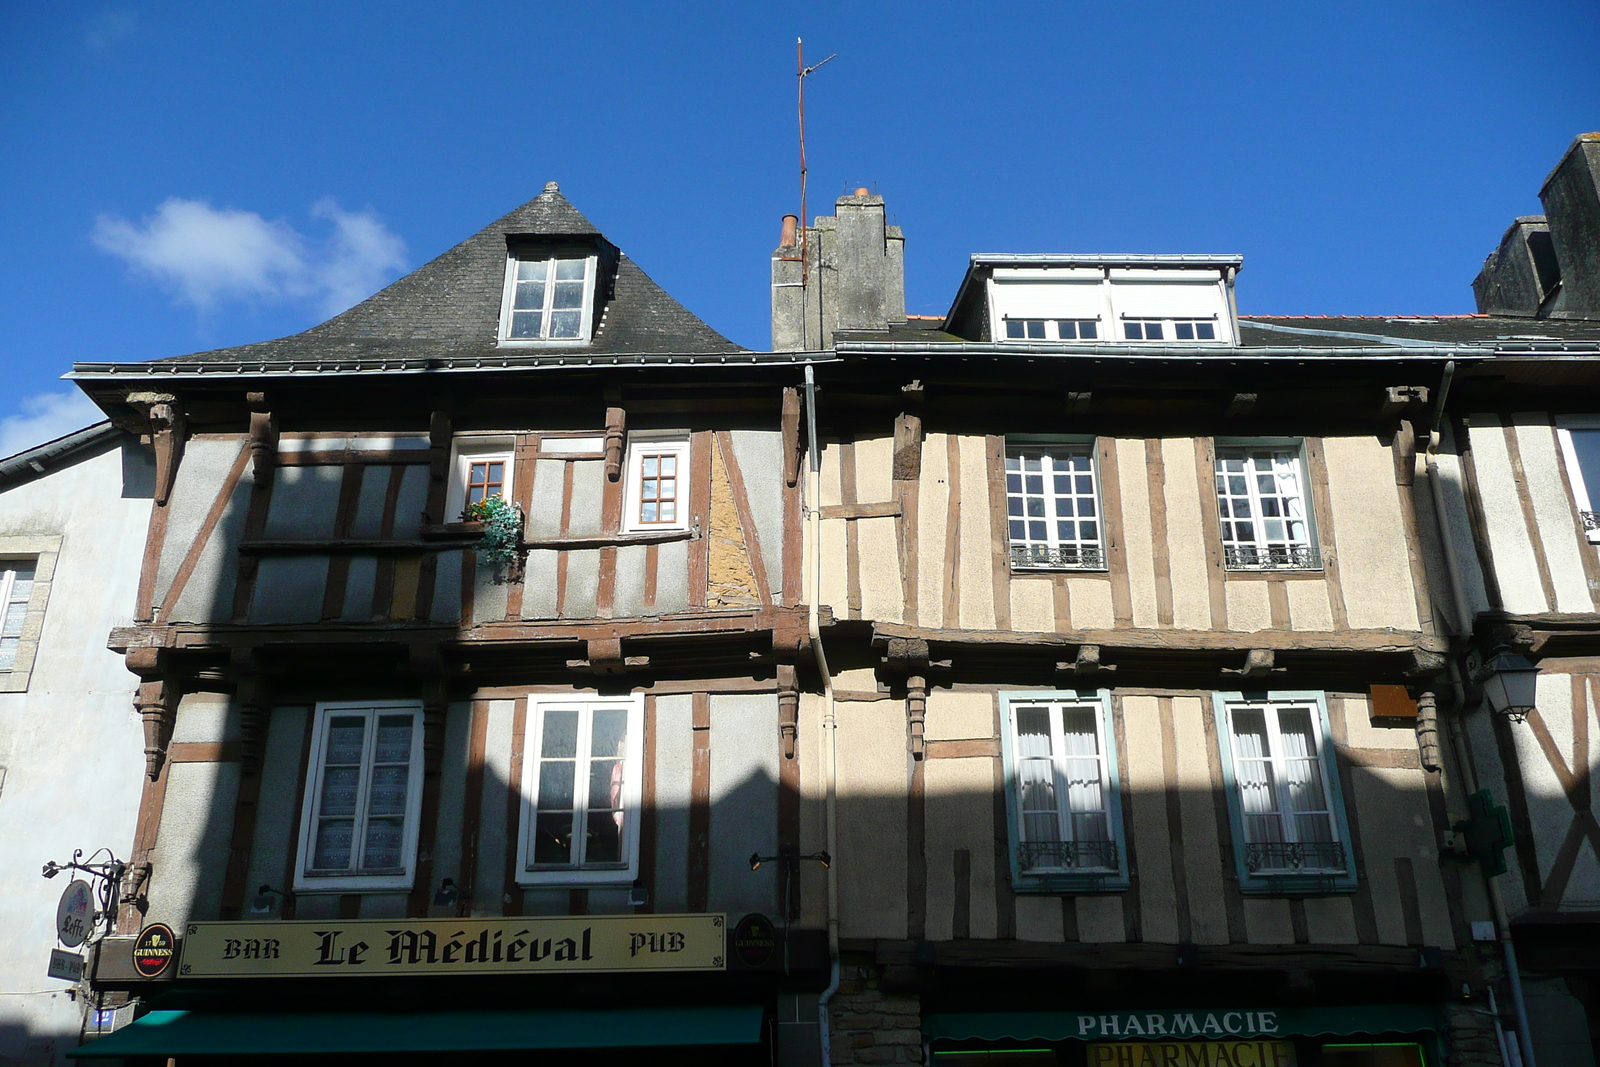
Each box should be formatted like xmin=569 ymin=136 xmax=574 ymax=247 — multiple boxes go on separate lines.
xmin=69 ymin=1005 xmax=764 ymax=1057
xmin=925 ymin=1006 xmax=1440 ymax=1043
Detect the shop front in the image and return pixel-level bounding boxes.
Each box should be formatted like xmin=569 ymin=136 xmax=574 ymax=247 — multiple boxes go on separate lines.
xmin=926 ymin=1006 xmax=1443 ymax=1067
xmin=78 ymin=912 xmax=818 ymax=1065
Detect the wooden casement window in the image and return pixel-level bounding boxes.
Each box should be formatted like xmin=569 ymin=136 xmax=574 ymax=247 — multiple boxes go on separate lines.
xmin=1213 ymin=443 xmax=1321 ymax=570
xmin=517 ymin=695 xmax=645 ymax=886
xmin=295 ymin=701 xmax=426 ymax=892
xmin=622 ymin=437 xmax=691 ymax=533
xmin=999 ymin=692 xmax=1128 ymax=893
xmin=466 ymin=459 xmax=506 ymax=506
xmin=1005 ymin=445 xmax=1106 ymax=570
xmin=0 ymin=561 xmax=36 ymax=671
xmin=498 ymin=252 xmax=598 ymax=343
xmin=1556 ymin=419 xmax=1600 ymax=543
xmin=1214 ymin=693 xmax=1357 ymax=895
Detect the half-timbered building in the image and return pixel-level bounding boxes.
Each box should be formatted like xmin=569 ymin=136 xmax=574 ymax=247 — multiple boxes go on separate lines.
xmin=71 ymin=183 xmax=826 ymax=1066
xmin=772 ymin=190 xmax=1529 ymax=1067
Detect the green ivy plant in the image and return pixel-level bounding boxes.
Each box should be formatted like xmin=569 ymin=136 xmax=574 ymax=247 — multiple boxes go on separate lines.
xmin=462 ymin=494 xmax=525 ymax=581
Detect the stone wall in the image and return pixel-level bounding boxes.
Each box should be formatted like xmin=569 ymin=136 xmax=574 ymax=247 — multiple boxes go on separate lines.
xmin=828 ymin=961 xmax=924 ymax=1066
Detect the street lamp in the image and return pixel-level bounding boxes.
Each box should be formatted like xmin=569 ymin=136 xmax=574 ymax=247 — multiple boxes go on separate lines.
xmin=1478 ymin=650 xmax=1539 ymax=723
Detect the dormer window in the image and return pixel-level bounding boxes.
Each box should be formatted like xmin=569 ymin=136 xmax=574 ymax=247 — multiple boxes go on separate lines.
xmin=499 ymin=251 xmax=598 ymax=343
xmin=1004 ymin=318 xmax=1099 ymax=341
xmin=1123 ymin=317 xmax=1217 ymax=341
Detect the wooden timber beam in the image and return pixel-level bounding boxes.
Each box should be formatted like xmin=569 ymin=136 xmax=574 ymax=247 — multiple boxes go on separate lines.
xmin=870 ymin=620 xmax=1448 ymax=655
xmin=856 ymin=937 xmax=1459 ymax=972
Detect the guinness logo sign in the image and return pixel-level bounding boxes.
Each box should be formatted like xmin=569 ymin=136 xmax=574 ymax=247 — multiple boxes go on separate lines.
xmin=731 ymin=913 xmax=775 ymax=968
xmin=132 ymin=924 xmax=177 ymax=979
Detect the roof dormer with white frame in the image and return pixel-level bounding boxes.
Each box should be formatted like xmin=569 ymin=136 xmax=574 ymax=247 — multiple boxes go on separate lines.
xmin=944 ymin=253 xmax=1243 ymax=345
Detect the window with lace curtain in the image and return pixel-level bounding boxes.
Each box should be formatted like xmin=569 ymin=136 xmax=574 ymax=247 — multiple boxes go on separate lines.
xmin=1214 ymin=693 xmax=1356 ymax=894
xmin=295 ymin=701 xmax=426 ymax=892
xmin=1000 ymin=691 xmax=1127 ymax=893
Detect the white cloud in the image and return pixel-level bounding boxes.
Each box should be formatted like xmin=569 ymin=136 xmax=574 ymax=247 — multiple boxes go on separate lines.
xmin=91 ymin=198 xmax=407 ymax=318
xmin=0 ymin=391 xmax=105 ymax=461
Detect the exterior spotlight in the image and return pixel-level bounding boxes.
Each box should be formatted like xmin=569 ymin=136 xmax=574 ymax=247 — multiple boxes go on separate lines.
xmin=1479 ymin=650 xmax=1539 ymax=723
xmin=749 ymin=847 xmax=831 ymax=872
xmin=250 ymin=884 xmax=292 ymax=915
xmin=432 ymin=878 xmax=459 ymax=908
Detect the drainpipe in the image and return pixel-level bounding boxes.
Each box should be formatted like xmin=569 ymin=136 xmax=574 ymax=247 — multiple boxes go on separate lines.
xmin=1423 ymin=361 xmax=1538 ymax=1067
xmin=805 ymin=362 xmax=842 ymax=1067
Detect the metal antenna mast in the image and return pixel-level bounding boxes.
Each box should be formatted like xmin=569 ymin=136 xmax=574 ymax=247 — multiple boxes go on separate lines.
xmin=797 ymin=38 xmax=836 ymax=291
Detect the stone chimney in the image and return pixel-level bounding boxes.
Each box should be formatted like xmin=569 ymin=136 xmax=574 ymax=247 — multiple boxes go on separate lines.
xmin=1540 ymin=133 xmax=1600 ymax=319
xmin=772 ymin=189 xmax=906 ymax=351
xmin=1474 ymin=134 xmax=1600 ymax=320
xmin=1472 ymin=217 xmax=1560 ymax=317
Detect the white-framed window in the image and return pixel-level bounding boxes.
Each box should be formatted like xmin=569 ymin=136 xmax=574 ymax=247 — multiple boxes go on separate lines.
xmin=517 ymin=694 xmax=645 ymax=886
xmin=1214 ymin=693 xmax=1354 ymax=892
xmin=1214 ymin=443 xmax=1320 ymax=570
xmin=622 ymin=435 xmax=691 ymax=533
xmin=0 ymin=561 xmax=36 ymax=671
xmin=295 ymin=701 xmax=426 ymax=892
xmin=1556 ymin=418 xmax=1600 ymax=543
xmin=1000 ymin=691 xmax=1126 ymax=892
xmin=1005 ymin=444 xmax=1105 ymax=570
xmin=446 ymin=436 xmax=515 ymax=520
xmin=1122 ymin=317 xmax=1218 ymax=341
xmin=498 ymin=251 xmax=598 ymax=343
xmin=1002 ymin=317 xmax=1100 ymax=341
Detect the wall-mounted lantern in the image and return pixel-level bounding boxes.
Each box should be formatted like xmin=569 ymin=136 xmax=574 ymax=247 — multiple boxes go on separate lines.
xmin=1475 ymin=650 xmax=1539 ymax=723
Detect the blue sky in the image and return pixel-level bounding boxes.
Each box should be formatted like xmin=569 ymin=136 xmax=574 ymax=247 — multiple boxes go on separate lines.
xmin=1 ymin=2 xmax=1596 ymax=454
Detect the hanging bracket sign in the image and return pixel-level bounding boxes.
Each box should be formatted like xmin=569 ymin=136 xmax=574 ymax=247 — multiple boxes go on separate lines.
xmin=55 ymin=880 xmax=94 ymax=948
xmin=179 ymin=913 xmax=725 ymax=978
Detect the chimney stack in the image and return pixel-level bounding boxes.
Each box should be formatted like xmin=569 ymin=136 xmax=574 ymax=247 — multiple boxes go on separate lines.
xmin=771 ymin=189 xmax=907 ymax=351
xmin=1474 ymin=133 xmax=1600 ymax=320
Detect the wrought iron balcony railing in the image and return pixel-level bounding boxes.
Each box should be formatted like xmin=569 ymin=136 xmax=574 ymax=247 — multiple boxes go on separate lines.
xmin=1010 ymin=544 xmax=1106 ymax=571
xmin=1243 ymin=841 xmax=1347 ymax=874
xmin=1223 ymin=543 xmax=1321 ymax=571
xmin=1018 ymin=840 xmax=1119 ymax=873
xmin=1582 ymin=510 xmax=1600 ymax=533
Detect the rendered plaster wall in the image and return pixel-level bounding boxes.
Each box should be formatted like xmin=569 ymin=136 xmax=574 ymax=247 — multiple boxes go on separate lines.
xmin=1322 ymin=435 xmax=1421 ymax=631
xmin=146 ymin=694 xmax=242 ymax=927
xmin=707 ymin=693 xmax=779 ymax=916
xmin=1508 ymin=672 xmax=1600 ymax=910
xmin=1469 ymin=418 xmax=1552 ymax=614
xmin=0 ymin=440 xmax=152 ymax=1067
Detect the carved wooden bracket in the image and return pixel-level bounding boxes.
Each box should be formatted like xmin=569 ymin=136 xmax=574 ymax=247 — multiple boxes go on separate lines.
xmin=566 ymin=636 xmax=650 ymax=675
xmin=1227 ymin=393 xmax=1258 ymax=417
xmin=906 ymin=673 xmax=928 ymax=760
xmin=1057 ymin=643 xmax=1116 ymax=677
xmin=1066 ymin=391 xmax=1092 ymax=416
xmin=777 ymin=663 xmax=799 ymax=759
xmin=126 ymin=392 xmax=185 ymax=506
xmin=136 ymin=679 xmax=174 ymax=780
xmin=1381 ymin=385 xmax=1430 ymax=419
xmin=1406 ymin=648 xmax=1449 ymax=677
xmin=605 ymin=406 xmax=626 ymax=482
xmin=1222 ymin=648 xmax=1284 ymax=680
xmin=781 ymin=387 xmax=802 ymax=488
xmin=892 ymin=381 xmax=924 ymax=482
xmin=1414 ymin=690 xmax=1442 ymax=773
xmin=426 ymin=411 xmax=452 ymax=522
xmin=246 ymin=392 xmax=277 ymax=483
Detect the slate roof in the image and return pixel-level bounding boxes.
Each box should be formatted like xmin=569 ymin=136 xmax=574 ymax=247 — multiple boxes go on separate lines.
xmin=141 ymin=183 xmax=742 ymax=367
xmin=1240 ymin=315 xmax=1600 ymax=349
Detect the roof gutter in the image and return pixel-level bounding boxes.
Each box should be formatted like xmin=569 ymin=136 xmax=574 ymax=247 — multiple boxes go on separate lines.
xmin=831 ymin=340 xmax=1497 ymax=360
xmin=0 ymin=421 xmax=120 ymax=486
xmin=66 ymin=351 xmax=841 ymax=382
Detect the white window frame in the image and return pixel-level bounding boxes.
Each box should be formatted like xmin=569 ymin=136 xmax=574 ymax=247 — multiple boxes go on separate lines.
xmin=1213 ymin=693 xmax=1354 ymax=892
xmin=0 ymin=538 xmax=59 ymax=694
xmin=1000 ymin=317 xmax=1102 ymax=342
xmin=0 ymin=561 xmax=38 ymax=673
xmin=1004 ymin=440 xmax=1106 ymax=571
xmin=999 ymin=691 xmax=1127 ymax=892
xmin=621 ymin=434 xmax=692 ymax=534
xmin=517 ymin=694 xmax=646 ymax=887
xmin=1555 ymin=417 xmax=1600 ymax=544
xmin=446 ymin=436 xmax=516 ymax=521
xmin=294 ymin=700 xmax=427 ymax=893
xmin=497 ymin=250 xmax=599 ymax=345
xmin=1120 ymin=316 xmax=1222 ymax=342
xmin=1213 ymin=440 xmax=1321 ymax=570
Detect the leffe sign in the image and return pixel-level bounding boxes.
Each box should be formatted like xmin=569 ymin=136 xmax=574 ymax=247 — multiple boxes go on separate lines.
xmin=180 ymin=913 xmax=725 ymax=978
